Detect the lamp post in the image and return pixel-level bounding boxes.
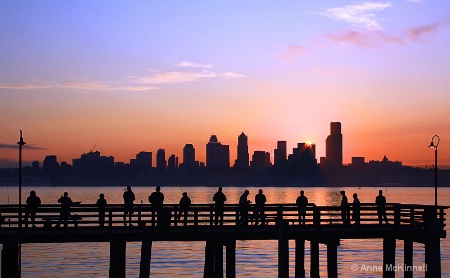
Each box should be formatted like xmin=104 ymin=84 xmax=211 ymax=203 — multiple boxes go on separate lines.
xmin=17 ymin=130 xmax=26 ymax=278
xmin=428 ymin=135 xmax=440 ymax=207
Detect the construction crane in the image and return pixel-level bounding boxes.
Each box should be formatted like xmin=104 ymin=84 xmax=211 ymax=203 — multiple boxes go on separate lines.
xmin=90 ymin=143 xmax=97 ymax=153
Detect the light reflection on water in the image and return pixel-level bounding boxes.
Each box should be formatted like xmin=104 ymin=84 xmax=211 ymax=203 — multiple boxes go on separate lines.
xmin=0 ymin=186 xmax=448 ymax=277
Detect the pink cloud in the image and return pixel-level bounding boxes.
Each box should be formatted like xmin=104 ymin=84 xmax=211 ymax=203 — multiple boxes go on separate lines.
xmin=281 ymin=45 xmax=308 ymax=60
xmin=324 ymin=30 xmax=404 ymax=47
xmin=405 ymin=20 xmax=449 ymax=41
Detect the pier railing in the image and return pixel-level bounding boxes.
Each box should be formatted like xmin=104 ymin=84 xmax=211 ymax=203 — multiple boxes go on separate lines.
xmin=0 ymin=203 xmax=446 ymax=229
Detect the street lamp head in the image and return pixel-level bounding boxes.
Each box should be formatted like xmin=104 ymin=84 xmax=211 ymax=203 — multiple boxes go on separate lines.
xmin=429 ymin=135 xmax=440 ymax=149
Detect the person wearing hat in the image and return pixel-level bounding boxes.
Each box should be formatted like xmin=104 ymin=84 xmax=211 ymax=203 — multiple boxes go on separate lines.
xmin=296 ymin=190 xmax=308 ymax=225
xmin=177 ymin=192 xmax=191 ymax=226
xmin=213 ymin=187 xmax=227 ymax=225
xmin=149 ymin=186 xmax=164 ymax=210
xmin=238 ymin=190 xmax=251 ymax=226
xmin=352 ymin=193 xmax=361 ymax=225
xmin=340 ymin=190 xmax=350 ymax=225
xmin=25 ymin=190 xmax=41 ymax=227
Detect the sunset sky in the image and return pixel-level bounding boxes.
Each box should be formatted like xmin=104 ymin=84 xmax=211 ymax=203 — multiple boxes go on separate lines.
xmin=1 ymin=1 xmax=449 ymax=168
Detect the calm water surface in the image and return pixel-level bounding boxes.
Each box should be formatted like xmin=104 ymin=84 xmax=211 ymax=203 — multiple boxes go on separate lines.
xmin=1 ymin=186 xmax=449 ymax=277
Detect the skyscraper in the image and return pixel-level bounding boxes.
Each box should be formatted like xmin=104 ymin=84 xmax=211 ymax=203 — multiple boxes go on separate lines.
xmin=326 ymin=122 xmax=343 ymax=167
xmin=235 ymin=132 xmax=249 ymax=172
xmin=156 ymin=149 xmax=166 ymax=174
xmin=206 ymin=134 xmax=230 ymax=171
xmin=274 ymin=141 xmax=287 ymax=174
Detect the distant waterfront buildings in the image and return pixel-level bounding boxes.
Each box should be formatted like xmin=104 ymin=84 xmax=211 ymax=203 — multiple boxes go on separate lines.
xmin=235 ymin=132 xmax=249 ymax=172
xmin=324 ymin=122 xmax=343 ymax=168
xmin=6 ymin=122 xmax=447 ymax=186
xmin=156 ymin=149 xmax=166 ymax=174
xmin=206 ymin=135 xmax=230 ymax=172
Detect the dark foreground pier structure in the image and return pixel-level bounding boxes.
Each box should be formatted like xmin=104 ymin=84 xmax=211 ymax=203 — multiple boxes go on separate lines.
xmin=0 ymin=203 xmax=447 ymax=278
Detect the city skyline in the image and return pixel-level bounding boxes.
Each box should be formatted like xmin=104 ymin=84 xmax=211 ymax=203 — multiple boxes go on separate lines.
xmin=0 ymin=124 xmax=408 ymax=170
xmin=1 ymin=1 xmax=449 ymax=169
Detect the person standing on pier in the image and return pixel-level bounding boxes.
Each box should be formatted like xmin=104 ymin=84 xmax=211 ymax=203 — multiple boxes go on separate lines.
xmin=149 ymin=186 xmax=164 ymax=226
xmin=123 ymin=186 xmax=135 ymax=226
xmin=340 ymin=190 xmax=350 ymax=225
xmin=239 ymin=190 xmax=251 ymax=226
xmin=177 ymin=192 xmax=191 ymax=226
xmin=96 ymin=193 xmax=107 ymax=226
xmin=57 ymin=192 xmax=73 ymax=228
xmin=352 ymin=193 xmax=361 ymax=225
xmin=213 ymin=187 xmax=227 ymax=225
xmin=376 ymin=190 xmax=388 ymax=224
xmin=25 ymin=190 xmax=41 ymax=227
xmin=296 ymin=190 xmax=308 ymax=225
xmin=254 ymin=189 xmax=266 ymax=225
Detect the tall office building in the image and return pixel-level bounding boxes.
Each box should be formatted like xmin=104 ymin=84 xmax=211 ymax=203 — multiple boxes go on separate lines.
xmin=325 ymin=122 xmax=343 ymax=167
xmin=183 ymin=144 xmax=195 ymax=165
xmin=206 ymin=134 xmax=230 ymax=171
xmin=235 ymin=132 xmax=249 ymax=171
xmin=274 ymin=141 xmax=287 ymax=166
xmin=135 ymin=151 xmax=152 ymax=173
xmin=156 ymin=149 xmax=166 ymax=174
xmin=167 ymin=154 xmax=178 ymax=174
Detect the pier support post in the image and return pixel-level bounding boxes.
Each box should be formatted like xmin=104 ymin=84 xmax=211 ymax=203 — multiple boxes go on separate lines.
xmin=424 ymin=216 xmax=441 ymax=278
xmin=1 ymin=243 xmax=19 ymax=278
xmin=215 ymin=241 xmax=224 ymax=278
xmin=383 ymin=237 xmax=396 ymax=278
xmin=204 ymin=240 xmax=215 ymax=278
xmin=109 ymin=238 xmax=126 ymax=278
xmin=278 ymin=220 xmax=289 ymax=278
xmin=404 ymin=239 xmax=413 ymax=278
xmin=139 ymin=230 xmax=153 ymax=278
xmin=326 ymin=239 xmax=339 ymax=278
xmin=310 ymin=241 xmax=320 ymax=278
xmin=295 ymin=238 xmax=305 ymax=278
xmin=226 ymin=239 xmax=236 ymax=278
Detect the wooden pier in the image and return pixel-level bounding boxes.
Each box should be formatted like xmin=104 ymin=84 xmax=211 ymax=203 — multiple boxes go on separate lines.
xmin=0 ymin=203 xmax=447 ymax=278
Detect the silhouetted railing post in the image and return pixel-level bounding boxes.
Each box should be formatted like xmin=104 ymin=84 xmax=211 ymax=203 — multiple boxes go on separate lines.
xmin=108 ymin=209 xmax=112 ymax=228
xmin=137 ymin=205 xmax=142 ymax=226
xmin=209 ymin=205 xmax=214 ymax=226
xmin=194 ymin=209 xmax=198 ymax=227
xmin=394 ymin=205 xmax=400 ymax=227
xmin=313 ymin=207 xmax=320 ymax=227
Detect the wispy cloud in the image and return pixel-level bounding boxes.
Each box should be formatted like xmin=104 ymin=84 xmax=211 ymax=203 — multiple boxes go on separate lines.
xmin=281 ymin=45 xmax=308 ymax=60
xmin=130 ymin=70 xmax=246 ymax=85
xmin=405 ymin=20 xmax=449 ymax=41
xmin=324 ymin=30 xmax=404 ymax=47
xmin=176 ymin=61 xmax=212 ymax=68
xmin=0 ymin=81 xmax=157 ymax=92
xmin=322 ymin=2 xmax=392 ymax=30
xmin=0 ymin=143 xmax=48 ymax=150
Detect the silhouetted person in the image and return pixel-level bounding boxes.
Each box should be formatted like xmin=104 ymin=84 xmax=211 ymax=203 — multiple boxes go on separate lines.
xmin=254 ymin=189 xmax=266 ymax=225
xmin=149 ymin=186 xmax=164 ymax=212
xmin=376 ymin=190 xmax=388 ymax=224
xmin=296 ymin=190 xmax=308 ymax=225
xmin=123 ymin=186 xmax=135 ymax=226
xmin=96 ymin=193 xmax=107 ymax=226
xmin=352 ymin=193 xmax=361 ymax=225
xmin=177 ymin=192 xmax=191 ymax=226
xmin=238 ymin=190 xmax=251 ymax=226
xmin=57 ymin=192 xmax=73 ymax=228
xmin=25 ymin=190 xmax=41 ymax=227
xmin=213 ymin=187 xmax=227 ymax=225
xmin=340 ymin=190 xmax=350 ymax=225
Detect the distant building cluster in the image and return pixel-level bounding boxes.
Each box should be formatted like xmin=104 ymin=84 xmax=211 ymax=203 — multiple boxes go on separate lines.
xmin=3 ymin=121 xmax=440 ymax=186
